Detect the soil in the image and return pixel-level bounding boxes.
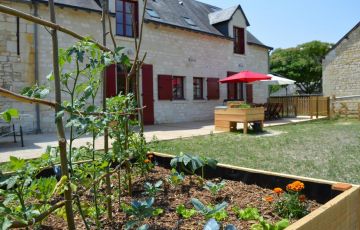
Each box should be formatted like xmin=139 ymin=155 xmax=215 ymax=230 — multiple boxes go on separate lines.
xmin=38 ymin=166 xmax=321 ymax=230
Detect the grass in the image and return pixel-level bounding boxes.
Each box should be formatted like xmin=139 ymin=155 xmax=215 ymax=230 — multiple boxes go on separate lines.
xmin=150 ymin=119 xmax=360 ymax=185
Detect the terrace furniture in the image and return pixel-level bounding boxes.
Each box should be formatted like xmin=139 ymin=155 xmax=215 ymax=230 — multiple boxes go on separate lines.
xmin=214 ymin=106 xmax=264 ymax=134
xmin=0 ymin=121 xmax=24 ymax=147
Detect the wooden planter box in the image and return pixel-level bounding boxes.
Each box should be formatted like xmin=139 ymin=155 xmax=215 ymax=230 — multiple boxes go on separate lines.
xmin=152 ymin=152 xmax=360 ymax=230
xmin=214 ymin=107 xmax=265 ymax=133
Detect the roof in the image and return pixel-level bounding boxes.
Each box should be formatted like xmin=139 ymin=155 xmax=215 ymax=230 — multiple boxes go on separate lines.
xmin=21 ymin=0 xmax=271 ymax=49
xmin=26 ymin=0 xmax=102 ymax=12
xmin=326 ymin=21 xmax=360 ymax=54
xmin=208 ymin=5 xmax=250 ymax=26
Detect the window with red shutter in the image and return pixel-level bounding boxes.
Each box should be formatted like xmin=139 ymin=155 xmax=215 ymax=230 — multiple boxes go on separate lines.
xmin=233 ymin=27 xmax=245 ymax=54
xmin=158 ymin=75 xmax=172 ymax=100
xmin=207 ymin=78 xmax=220 ymax=100
xmin=172 ymin=76 xmax=185 ymax=100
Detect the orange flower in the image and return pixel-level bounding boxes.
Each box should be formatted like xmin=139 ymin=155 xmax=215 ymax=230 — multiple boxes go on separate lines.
xmin=286 ymin=181 xmax=305 ymax=192
xmin=298 ymin=195 xmax=306 ymax=202
xmin=264 ymin=196 xmax=274 ymax=203
xmin=273 ymin=187 xmax=284 ymax=195
xmin=144 ymin=159 xmax=151 ymax=163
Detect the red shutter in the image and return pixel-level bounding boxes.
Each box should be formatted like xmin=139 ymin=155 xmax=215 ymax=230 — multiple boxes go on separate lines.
xmin=106 ymin=64 xmax=117 ymax=98
xmin=227 ymin=72 xmax=237 ymax=100
xmin=239 ymin=28 xmax=245 ymax=54
xmin=246 ymin=84 xmax=253 ymax=104
xmin=158 ymin=75 xmax=172 ymax=100
xmin=207 ymin=78 xmax=220 ymax=100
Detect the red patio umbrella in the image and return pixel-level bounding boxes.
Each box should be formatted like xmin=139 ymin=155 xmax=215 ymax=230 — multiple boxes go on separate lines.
xmin=219 ymin=70 xmax=271 ymax=83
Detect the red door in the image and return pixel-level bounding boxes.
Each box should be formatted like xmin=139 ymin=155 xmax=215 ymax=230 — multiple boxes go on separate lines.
xmin=246 ymin=84 xmax=253 ymax=104
xmin=227 ymin=72 xmax=238 ymax=100
xmin=106 ymin=64 xmax=117 ymax=98
xmin=142 ymin=64 xmax=155 ymax=125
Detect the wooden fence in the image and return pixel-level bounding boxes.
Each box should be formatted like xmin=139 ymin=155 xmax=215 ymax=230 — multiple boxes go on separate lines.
xmin=269 ymin=95 xmax=330 ymax=118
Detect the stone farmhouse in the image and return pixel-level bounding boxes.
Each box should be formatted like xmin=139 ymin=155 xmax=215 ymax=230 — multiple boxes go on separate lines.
xmin=0 ymin=0 xmax=272 ymax=132
xmin=323 ymin=21 xmax=360 ymax=98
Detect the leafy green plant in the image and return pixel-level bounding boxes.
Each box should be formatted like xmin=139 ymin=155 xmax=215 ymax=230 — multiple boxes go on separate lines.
xmin=166 ymin=169 xmax=185 ymax=187
xmin=121 ymin=197 xmax=163 ymax=230
xmin=203 ymin=180 xmax=226 ymax=196
xmin=191 ymin=198 xmax=228 ymax=221
xmin=143 ymin=180 xmax=163 ymax=197
xmin=251 ymin=217 xmax=289 ymax=230
xmin=203 ymin=218 xmax=237 ymax=230
xmin=20 ymin=84 xmax=50 ymax=99
xmin=170 ymin=153 xmax=217 ymax=179
xmin=232 ymin=206 xmax=260 ymax=220
xmin=0 ymin=108 xmax=19 ymax=123
xmin=176 ymin=204 xmax=197 ymax=219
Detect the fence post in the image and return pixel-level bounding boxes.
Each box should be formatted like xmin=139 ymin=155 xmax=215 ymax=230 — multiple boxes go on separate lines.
xmin=316 ymin=96 xmax=319 ymax=119
xmin=331 ymin=95 xmax=336 ymax=118
xmin=327 ymin=97 xmax=330 ymax=119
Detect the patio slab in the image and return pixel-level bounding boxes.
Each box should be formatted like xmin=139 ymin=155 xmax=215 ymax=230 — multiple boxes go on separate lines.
xmin=0 ymin=117 xmax=324 ymax=163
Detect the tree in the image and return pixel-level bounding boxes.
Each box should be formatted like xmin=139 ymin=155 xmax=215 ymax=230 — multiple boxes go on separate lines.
xmin=270 ymin=41 xmax=332 ymax=94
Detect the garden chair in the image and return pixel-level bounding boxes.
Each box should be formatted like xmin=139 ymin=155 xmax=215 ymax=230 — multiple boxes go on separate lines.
xmin=0 ymin=116 xmax=24 ymax=147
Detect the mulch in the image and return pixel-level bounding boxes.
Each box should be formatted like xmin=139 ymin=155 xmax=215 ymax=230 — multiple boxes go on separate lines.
xmin=37 ymin=166 xmax=320 ymax=230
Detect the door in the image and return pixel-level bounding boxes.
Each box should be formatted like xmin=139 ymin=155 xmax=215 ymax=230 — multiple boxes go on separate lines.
xmin=142 ymin=64 xmax=155 ymax=125
xmin=227 ymin=71 xmax=238 ymax=100
xmin=246 ymin=84 xmax=253 ymax=104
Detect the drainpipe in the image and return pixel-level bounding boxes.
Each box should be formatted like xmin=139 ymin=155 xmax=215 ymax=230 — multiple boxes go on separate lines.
xmin=32 ymin=0 xmax=41 ymax=134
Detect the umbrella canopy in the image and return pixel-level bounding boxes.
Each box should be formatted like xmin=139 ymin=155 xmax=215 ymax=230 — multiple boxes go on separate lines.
xmin=219 ymin=70 xmax=271 ymax=83
xmin=262 ymin=74 xmax=296 ymax=85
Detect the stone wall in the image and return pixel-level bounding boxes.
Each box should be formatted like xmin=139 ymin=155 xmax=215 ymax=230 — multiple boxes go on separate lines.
xmin=323 ymin=24 xmax=360 ymax=98
xmin=0 ymin=0 xmax=269 ymax=131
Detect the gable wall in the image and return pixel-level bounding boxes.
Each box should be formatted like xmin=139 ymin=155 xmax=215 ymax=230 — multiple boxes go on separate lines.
xmin=323 ymin=25 xmax=360 ymax=97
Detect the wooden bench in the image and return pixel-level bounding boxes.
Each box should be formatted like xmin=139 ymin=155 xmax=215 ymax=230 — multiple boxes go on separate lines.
xmin=214 ymin=107 xmax=265 ymax=134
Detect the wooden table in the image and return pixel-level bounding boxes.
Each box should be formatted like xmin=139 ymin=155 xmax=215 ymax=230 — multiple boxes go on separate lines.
xmin=214 ymin=107 xmax=265 ymax=134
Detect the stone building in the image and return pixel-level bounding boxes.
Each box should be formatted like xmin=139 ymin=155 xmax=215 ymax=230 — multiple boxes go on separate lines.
xmin=323 ymin=21 xmax=360 ymax=98
xmin=0 ymin=0 xmax=272 ymax=132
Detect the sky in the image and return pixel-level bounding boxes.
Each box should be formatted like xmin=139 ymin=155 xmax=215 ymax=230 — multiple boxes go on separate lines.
xmin=200 ymin=0 xmax=360 ymax=49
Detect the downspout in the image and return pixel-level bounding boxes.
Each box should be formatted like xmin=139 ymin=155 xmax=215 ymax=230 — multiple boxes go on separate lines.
xmin=32 ymin=0 xmax=41 ymax=133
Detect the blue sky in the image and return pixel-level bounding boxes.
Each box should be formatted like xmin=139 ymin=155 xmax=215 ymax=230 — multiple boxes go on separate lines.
xmin=201 ymin=0 xmax=360 ymax=49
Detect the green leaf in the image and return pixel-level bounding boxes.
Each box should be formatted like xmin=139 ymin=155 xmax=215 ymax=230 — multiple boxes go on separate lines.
xmin=191 ymin=198 xmax=207 ymax=213
xmin=1 ymin=217 xmax=13 ymax=230
xmin=275 ymin=219 xmax=289 ymax=230
xmin=9 ymin=156 xmax=25 ymax=171
xmin=46 ymin=72 xmax=54 ymax=81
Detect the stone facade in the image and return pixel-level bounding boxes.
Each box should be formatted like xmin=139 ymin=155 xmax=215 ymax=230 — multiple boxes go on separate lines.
xmin=0 ymin=0 xmax=270 ymax=132
xmin=323 ymin=22 xmax=360 ymax=98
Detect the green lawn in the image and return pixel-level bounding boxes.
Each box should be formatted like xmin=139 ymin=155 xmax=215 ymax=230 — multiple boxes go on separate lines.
xmin=150 ymin=119 xmax=360 ymax=185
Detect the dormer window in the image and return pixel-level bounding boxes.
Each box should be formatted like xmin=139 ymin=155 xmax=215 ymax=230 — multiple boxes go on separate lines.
xmin=116 ymin=0 xmax=138 ymax=37
xmin=234 ymin=27 xmax=245 ymax=54
xmin=183 ymin=17 xmax=197 ymax=27
xmin=146 ymin=8 xmax=160 ymax=19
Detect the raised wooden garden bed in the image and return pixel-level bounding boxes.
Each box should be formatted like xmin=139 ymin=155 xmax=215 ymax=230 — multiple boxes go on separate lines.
xmin=153 ymin=152 xmax=360 ymax=230
xmin=214 ymin=107 xmax=265 ymax=133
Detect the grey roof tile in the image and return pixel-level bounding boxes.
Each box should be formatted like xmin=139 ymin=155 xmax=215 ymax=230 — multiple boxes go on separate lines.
xmin=208 ymin=5 xmax=238 ymax=25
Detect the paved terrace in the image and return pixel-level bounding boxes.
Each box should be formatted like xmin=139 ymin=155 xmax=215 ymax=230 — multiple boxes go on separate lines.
xmin=0 ymin=116 xmax=324 ymax=163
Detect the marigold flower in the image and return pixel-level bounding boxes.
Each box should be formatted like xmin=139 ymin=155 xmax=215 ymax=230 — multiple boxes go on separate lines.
xmin=144 ymin=159 xmax=151 ymax=163
xmin=264 ymin=196 xmax=274 ymax=202
xmin=298 ymin=195 xmax=306 ymax=202
xmin=286 ymin=181 xmax=305 ymax=192
xmin=273 ymin=187 xmax=284 ymax=194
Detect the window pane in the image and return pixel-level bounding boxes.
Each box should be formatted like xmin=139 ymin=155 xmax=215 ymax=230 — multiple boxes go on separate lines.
xmin=126 ymin=13 xmax=133 ymax=24
xmin=126 ymin=25 xmax=133 ymax=36
xmin=117 ymin=23 xmax=124 ymax=35
xmin=172 ymin=77 xmax=184 ymax=99
xmin=116 ymin=0 xmax=124 ymax=12
xmin=116 ymin=14 xmax=123 ymax=23
xmin=125 ymin=2 xmax=133 ymax=13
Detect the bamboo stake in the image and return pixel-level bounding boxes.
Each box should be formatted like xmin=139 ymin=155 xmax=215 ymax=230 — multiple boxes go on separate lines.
xmin=0 ymin=87 xmax=56 ymax=108
xmin=101 ymin=0 xmax=113 ymax=221
xmin=48 ymin=1 xmax=76 ymax=229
